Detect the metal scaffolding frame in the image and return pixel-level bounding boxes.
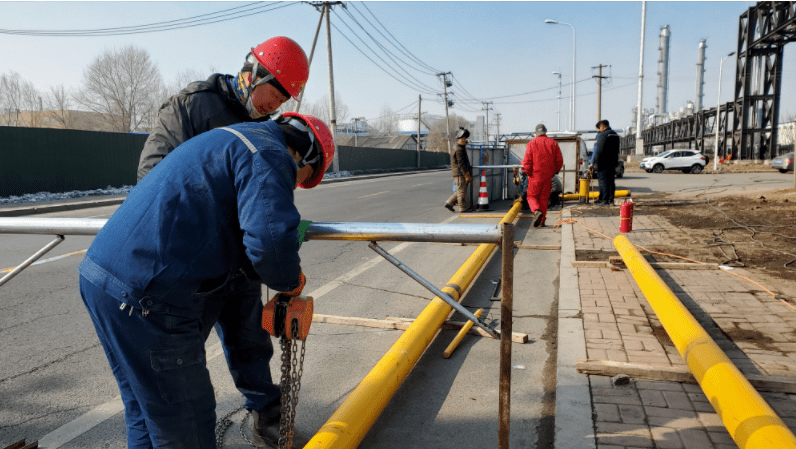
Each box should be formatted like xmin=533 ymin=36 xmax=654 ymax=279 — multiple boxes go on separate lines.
xmin=624 ymin=1 xmax=796 ymax=159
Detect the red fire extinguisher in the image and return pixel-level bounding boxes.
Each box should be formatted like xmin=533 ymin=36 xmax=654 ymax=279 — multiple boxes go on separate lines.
xmin=620 ymin=198 xmax=634 ymax=233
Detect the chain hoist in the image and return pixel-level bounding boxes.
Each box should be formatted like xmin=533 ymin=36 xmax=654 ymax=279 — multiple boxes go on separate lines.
xmin=262 ymin=292 xmax=313 ymax=449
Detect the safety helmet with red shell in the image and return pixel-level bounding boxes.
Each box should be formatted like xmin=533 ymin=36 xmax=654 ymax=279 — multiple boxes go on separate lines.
xmin=250 ymin=37 xmax=309 ymax=100
xmin=281 ymin=112 xmax=335 ymax=189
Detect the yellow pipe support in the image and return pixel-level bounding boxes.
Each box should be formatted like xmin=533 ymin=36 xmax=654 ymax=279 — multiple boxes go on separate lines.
xmin=306 ymin=201 xmax=523 ymax=448
xmin=614 ymin=235 xmax=796 ymax=449
xmin=560 ymin=190 xmax=631 ymax=201
xmin=442 ymin=308 xmax=483 ymax=358
xmin=579 ymin=178 xmax=589 ymax=198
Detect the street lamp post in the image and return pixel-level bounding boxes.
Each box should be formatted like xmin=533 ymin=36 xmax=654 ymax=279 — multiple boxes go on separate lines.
xmin=552 ymin=71 xmax=562 ymax=131
xmin=545 ymin=19 xmax=576 ymax=132
xmin=714 ymin=52 xmax=735 ymax=171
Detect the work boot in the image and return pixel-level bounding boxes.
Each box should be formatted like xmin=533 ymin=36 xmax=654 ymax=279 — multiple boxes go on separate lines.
xmin=252 ymin=408 xmax=311 ymax=448
xmin=532 ymin=210 xmax=543 ymax=228
xmin=444 ymin=203 xmax=455 ymax=212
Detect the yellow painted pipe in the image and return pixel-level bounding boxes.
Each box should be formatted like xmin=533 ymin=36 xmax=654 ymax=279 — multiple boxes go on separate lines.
xmin=443 ymin=308 xmax=483 ymax=358
xmin=579 ymin=178 xmax=589 ymax=198
xmin=614 ymin=235 xmax=796 ymax=449
xmin=560 ymin=190 xmax=631 ymax=201
xmin=306 ymin=201 xmax=522 ymax=448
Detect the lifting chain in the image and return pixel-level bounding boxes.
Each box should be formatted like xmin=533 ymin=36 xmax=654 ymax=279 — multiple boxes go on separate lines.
xmin=278 ymin=318 xmax=306 ymax=449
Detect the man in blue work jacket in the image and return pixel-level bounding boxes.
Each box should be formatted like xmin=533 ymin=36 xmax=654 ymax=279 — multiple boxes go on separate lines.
xmin=78 ymin=112 xmax=334 ymax=449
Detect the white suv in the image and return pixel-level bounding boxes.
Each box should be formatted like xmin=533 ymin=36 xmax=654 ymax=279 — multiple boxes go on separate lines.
xmin=640 ymin=150 xmax=707 ymax=174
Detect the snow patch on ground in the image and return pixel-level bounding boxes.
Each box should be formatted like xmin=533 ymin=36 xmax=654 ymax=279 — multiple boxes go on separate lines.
xmin=0 ymin=186 xmax=133 ymax=205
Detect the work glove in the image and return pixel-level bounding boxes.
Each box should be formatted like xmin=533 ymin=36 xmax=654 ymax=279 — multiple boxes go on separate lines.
xmin=588 ymin=164 xmax=595 ymax=172
xmin=285 ymin=271 xmax=306 ymax=297
xmin=464 ymin=172 xmax=472 ymax=184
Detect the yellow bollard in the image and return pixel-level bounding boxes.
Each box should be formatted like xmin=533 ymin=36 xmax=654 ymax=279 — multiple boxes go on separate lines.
xmin=614 ymin=235 xmax=796 ymax=449
xmin=443 ymin=308 xmax=483 ymax=358
xmin=578 ymin=178 xmax=589 ymax=204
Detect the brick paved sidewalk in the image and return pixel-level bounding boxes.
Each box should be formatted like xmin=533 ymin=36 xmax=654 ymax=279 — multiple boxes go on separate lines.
xmin=568 ymin=209 xmax=796 ymax=448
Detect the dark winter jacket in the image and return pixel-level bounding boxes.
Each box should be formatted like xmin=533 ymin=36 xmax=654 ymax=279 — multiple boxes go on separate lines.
xmin=593 ymin=127 xmax=620 ymax=172
xmin=81 ymin=121 xmax=303 ymax=316
xmin=136 ymin=74 xmax=268 ymax=182
xmin=450 ymin=144 xmax=472 ymax=177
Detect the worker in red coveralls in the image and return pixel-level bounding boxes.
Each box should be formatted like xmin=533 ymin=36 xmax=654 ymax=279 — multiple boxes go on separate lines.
xmin=522 ymin=123 xmax=563 ymax=227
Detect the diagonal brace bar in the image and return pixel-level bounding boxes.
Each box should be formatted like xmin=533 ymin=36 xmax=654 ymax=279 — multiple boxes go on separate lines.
xmin=368 ymin=241 xmax=499 ymax=338
xmin=0 ymin=235 xmax=65 ymax=288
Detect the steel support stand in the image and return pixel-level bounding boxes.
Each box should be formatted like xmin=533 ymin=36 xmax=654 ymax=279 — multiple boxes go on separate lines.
xmin=498 ymin=222 xmax=514 ymax=449
xmin=0 ymin=235 xmax=64 ymax=287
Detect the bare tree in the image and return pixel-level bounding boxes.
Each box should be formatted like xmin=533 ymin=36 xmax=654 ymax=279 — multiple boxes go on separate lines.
xmin=0 ymin=71 xmax=28 ymax=126
xmin=21 ymin=81 xmax=43 ymax=127
xmin=75 ymin=45 xmax=163 ymax=132
xmin=427 ymin=113 xmax=471 ymax=153
xmin=370 ymin=104 xmax=399 ymax=136
xmin=45 ymin=84 xmax=72 ymax=128
xmin=306 ymin=91 xmax=349 ymax=128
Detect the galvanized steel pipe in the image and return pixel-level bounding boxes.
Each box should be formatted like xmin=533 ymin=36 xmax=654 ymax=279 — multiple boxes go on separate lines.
xmin=306 ymin=201 xmax=522 ymax=448
xmin=0 ymin=218 xmax=501 ymax=245
xmin=560 ymin=190 xmax=631 ymax=201
xmin=614 ymin=235 xmax=796 ymax=449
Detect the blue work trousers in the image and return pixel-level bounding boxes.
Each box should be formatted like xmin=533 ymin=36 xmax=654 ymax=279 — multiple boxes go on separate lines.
xmin=79 ymin=275 xmax=280 ymax=449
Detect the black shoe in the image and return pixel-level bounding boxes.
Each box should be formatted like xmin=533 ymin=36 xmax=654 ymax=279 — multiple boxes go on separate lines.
xmin=444 ymin=203 xmax=455 ymax=212
xmin=252 ymin=408 xmax=311 ymax=448
xmin=532 ymin=210 xmax=543 ymax=227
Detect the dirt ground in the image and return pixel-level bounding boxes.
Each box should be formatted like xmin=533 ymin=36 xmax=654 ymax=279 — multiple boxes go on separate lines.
xmin=575 ymin=186 xmax=796 ymax=297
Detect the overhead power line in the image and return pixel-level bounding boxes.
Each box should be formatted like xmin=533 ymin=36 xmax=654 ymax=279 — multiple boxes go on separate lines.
xmin=0 ymin=2 xmax=297 ymax=36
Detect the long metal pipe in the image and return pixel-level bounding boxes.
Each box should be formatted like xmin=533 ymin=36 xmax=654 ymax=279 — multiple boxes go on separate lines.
xmin=306 ymin=201 xmax=522 ymax=448
xmin=0 ymin=218 xmax=501 ymax=245
xmin=614 ymin=235 xmax=796 ymax=449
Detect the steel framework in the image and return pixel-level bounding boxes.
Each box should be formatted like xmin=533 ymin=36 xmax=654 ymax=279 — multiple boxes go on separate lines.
xmin=632 ymin=2 xmax=796 ymax=159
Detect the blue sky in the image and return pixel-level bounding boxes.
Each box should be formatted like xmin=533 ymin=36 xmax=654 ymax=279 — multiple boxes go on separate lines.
xmin=3 ymin=1 xmax=792 ymax=135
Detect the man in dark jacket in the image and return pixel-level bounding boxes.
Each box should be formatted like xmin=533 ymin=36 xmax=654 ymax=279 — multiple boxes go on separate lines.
xmin=80 ymin=113 xmax=334 ymax=449
xmin=590 ymin=119 xmax=621 ymax=205
xmin=445 ymin=127 xmax=473 ymax=213
xmin=137 ymin=37 xmax=309 ymax=182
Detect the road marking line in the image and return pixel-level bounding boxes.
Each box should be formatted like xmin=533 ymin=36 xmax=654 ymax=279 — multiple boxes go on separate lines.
xmin=412 ymin=183 xmax=431 ymax=187
xmin=35 ymin=215 xmax=458 ymax=447
xmin=1 ymin=249 xmax=87 ymax=273
xmin=357 ymin=191 xmax=388 ymax=199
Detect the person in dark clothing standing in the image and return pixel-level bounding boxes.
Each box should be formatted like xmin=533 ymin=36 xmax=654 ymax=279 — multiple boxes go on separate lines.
xmin=445 ymin=127 xmax=473 ymax=213
xmin=590 ymin=120 xmax=621 ymax=205
xmin=132 ymin=37 xmax=313 ymax=448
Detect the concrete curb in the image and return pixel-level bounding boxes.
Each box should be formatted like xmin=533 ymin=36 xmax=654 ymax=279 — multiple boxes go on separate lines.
xmin=554 ymin=208 xmax=596 ymax=449
xmin=0 ymin=169 xmax=449 ymax=217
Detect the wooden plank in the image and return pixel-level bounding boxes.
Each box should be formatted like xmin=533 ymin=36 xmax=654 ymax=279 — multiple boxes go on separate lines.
xmin=516 ymin=244 xmax=561 ymax=250
xmin=3 ymin=441 xmax=27 ymax=449
xmin=572 ymin=260 xmax=719 ymax=270
xmin=576 ymin=359 xmax=796 ymax=393
xmin=313 ymin=313 xmax=528 ymax=343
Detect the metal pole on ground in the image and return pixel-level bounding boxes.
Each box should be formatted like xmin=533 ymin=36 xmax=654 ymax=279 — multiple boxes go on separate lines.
xmin=498 ymin=221 xmax=514 ymax=449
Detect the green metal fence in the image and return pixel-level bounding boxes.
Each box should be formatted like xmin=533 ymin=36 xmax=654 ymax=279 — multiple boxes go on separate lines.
xmin=0 ymin=127 xmax=450 ymax=197
xmin=0 ymin=126 xmax=146 ymax=197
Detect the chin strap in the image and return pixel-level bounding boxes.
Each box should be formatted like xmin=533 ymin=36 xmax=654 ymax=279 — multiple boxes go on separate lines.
xmin=285 ymin=118 xmax=320 ymax=169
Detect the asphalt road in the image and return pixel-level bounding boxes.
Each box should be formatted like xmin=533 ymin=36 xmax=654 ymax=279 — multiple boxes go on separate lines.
xmin=0 ymin=171 xmax=561 ymax=449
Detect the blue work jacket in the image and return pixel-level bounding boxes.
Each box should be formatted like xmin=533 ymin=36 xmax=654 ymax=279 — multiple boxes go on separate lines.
xmin=79 ymin=121 xmax=303 ymax=316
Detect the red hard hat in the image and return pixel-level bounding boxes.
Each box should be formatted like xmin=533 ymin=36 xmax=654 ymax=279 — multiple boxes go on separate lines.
xmin=250 ymin=37 xmax=309 ymax=100
xmin=282 ymin=112 xmax=335 ymax=189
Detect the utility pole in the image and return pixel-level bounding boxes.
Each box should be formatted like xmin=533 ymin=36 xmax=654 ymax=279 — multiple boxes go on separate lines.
xmin=482 ymin=101 xmax=493 ymax=146
xmin=315 ymin=1 xmax=345 ymax=172
xmin=417 ymin=95 xmax=422 ymax=166
xmin=635 ymin=1 xmax=647 ymax=155
xmin=437 ymin=72 xmax=453 ymax=154
xmin=592 ymin=64 xmax=610 ymax=122
xmin=494 ymin=113 xmax=502 ymax=142
xmin=294 ymin=4 xmax=327 ymax=113
xmin=352 ymin=117 xmax=364 ymax=147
